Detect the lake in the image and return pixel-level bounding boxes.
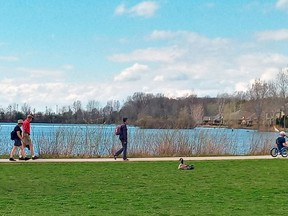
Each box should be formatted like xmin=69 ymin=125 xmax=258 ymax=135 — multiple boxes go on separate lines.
xmin=0 ymin=123 xmax=277 ymax=157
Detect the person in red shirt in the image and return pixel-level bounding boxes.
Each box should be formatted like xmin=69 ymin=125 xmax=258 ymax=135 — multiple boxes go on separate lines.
xmin=22 ymin=114 xmax=38 ymax=160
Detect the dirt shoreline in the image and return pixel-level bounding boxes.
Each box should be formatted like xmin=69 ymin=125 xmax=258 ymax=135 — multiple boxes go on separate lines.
xmin=0 ymin=155 xmax=279 ymax=163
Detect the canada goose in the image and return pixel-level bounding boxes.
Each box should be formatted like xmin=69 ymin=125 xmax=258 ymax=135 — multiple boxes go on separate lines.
xmin=178 ymin=158 xmax=194 ymax=170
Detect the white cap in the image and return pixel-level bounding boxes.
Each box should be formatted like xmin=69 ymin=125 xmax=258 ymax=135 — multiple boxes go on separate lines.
xmin=280 ymin=131 xmax=286 ymax=136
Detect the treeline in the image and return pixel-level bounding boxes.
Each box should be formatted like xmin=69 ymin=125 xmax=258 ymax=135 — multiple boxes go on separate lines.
xmin=1 ymin=68 xmax=288 ymax=130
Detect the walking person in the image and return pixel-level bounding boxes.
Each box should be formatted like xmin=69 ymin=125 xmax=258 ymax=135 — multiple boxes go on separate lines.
xmin=22 ymin=114 xmax=38 ymax=160
xmin=113 ymin=117 xmax=129 ymax=161
xmin=9 ymin=119 xmax=29 ymax=161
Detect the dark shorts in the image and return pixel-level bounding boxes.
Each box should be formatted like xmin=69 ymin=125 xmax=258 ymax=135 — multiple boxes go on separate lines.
xmin=277 ymin=144 xmax=285 ymax=151
xmin=14 ymin=139 xmax=22 ymax=147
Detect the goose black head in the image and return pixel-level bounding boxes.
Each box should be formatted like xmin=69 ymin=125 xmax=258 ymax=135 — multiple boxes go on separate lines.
xmin=179 ymin=158 xmax=184 ymax=164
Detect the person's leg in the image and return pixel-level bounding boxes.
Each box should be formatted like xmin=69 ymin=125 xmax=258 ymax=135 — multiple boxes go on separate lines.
xmin=277 ymin=144 xmax=283 ymax=152
xmin=9 ymin=146 xmax=17 ymax=160
xmin=29 ymin=142 xmax=34 ymax=156
xmin=19 ymin=145 xmax=28 ymax=159
xmin=30 ymin=142 xmax=38 ymax=159
xmin=24 ymin=135 xmax=37 ymax=159
xmin=114 ymin=147 xmax=123 ymax=157
xmin=22 ymin=134 xmax=30 ymax=155
xmin=122 ymin=142 xmax=128 ymax=160
xmin=16 ymin=140 xmax=28 ymax=160
xmin=18 ymin=148 xmax=22 ymax=158
xmin=10 ymin=146 xmax=17 ymax=157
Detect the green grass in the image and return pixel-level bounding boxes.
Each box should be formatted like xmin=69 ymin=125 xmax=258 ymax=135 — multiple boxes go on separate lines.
xmin=0 ymin=159 xmax=287 ymax=216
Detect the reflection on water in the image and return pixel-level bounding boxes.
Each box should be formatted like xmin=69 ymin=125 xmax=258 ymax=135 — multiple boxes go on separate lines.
xmin=0 ymin=123 xmax=276 ymax=156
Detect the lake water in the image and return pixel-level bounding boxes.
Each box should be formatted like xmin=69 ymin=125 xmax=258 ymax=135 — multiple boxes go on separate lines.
xmin=0 ymin=123 xmax=277 ymax=156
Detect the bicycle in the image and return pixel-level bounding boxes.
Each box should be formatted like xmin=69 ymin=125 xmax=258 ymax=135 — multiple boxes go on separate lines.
xmin=270 ymin=147 xmax=288 ymax=157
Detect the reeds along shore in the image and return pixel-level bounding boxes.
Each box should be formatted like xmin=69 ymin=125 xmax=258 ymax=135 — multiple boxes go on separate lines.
xmin=15 ymin=126 xmax=271 ymax=158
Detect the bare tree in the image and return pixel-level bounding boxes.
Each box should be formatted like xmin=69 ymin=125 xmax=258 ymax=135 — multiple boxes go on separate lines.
xmin=217 ymin=93 xmax=228 ymax=119
xmin=247 ymin=79 xmax=269 ymax=129
xmin=191 ymin=103 xmax=204 ymax=125
xmin=86 ymin=100 xmax=100 ymax=112
xmin=72 ymin=100 xmax=82 ymax=114
xmin=21 ymin=103 xmax=31 ymax=114
xmin=267 ymin=81 xmax=277 ymax=98
xmin=276 ymin=67 xmax=288 ymax=99
xmin=112 ymin=100 xmax=120 ymax=112
xmin=275 ymin=67 xmax=288 ymax=128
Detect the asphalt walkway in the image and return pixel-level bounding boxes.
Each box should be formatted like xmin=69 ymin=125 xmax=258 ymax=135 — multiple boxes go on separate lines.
xmin=0 ymin=155 xmax=279 ymax=163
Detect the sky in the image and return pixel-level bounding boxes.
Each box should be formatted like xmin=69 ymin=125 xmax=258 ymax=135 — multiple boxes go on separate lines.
xmin=1 ymin=0 xmax=288 ymax=112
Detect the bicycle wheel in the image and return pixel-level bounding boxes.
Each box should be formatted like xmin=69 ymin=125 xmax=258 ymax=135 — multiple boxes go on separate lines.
xmin=281 ymin=147 xmax=288 ymax=157
xmin=270 ymin=147 xmax=278 ymax=157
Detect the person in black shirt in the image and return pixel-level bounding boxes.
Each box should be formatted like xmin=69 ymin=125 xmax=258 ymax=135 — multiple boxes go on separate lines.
xmin=113 ymin=117 xmax=129 ymax=161
xmin=9 ymin=119 xmax=29 ymax=161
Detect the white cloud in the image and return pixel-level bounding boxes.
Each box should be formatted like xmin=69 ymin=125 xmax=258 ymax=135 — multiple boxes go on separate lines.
xmin=130 ymin=1 xmax=159 ymax=17
xmin=167 ymin=73 xmax=189 ymax=81
xmin=0 ymin=79 xmax=119 ymax=111
xmin=235 ymin=82 xmax=249 ymax=92
xmin=276 ymin=0 xmax=288 ymax=10
xmin=255 ymin=29 xmax=288 ymax=41
xmin=153 ymin=75 xmax=164 ymax=81
xmin=164 ymin=89 xmax=195 ymax=99
xmin=149 ymin=30 xmax=231 ymax=58
xmin=260 ymin=67 xmax=280 ymax=81
xmin=107 ymin=30 xmax=288 ymax=104
xmin=16 ymin=67 xmax=65 ymax=80
xmin=109 ymin=46 xmax=185 ymax=63
xmin=114 ymin=1 xmax=159 ymax=18
xmin=149 ymin=30 xmax=230 ymax=45
xmin=236 ymin=53 xmax=288 ymax=68
xmin=149 ymin=30 xmax=176 ymax=40
xmin=114 ymin=63 xmax=149 ymax=81
xmin=114 ymin=4 xmax=126 ymax=16
xmin=153 ymin=73 xmax=189 ymax=82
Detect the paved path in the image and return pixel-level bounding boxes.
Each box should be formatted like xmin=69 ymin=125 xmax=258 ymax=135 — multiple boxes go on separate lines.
xmin=0 ymin=155 xmax=279 ymax=163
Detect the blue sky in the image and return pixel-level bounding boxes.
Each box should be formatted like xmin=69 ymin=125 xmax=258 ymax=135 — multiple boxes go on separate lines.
xmin=1 ymin=0 xmax=288 ymax=112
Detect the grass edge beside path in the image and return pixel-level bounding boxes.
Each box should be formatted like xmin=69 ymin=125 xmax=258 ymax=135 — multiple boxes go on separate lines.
xmin=0 ymin=155 xmax=275 ymax=163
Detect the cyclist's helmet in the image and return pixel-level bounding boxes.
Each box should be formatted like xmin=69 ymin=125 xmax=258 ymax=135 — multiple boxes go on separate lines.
xmin=280 ymin=131 xmax=286 ymax=136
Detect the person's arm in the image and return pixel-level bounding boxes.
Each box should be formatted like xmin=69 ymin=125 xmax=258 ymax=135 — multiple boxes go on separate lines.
xmin=279 ymin=138 xmax=287 ymax=147
xmin=16 ymin=130 xmax=22 ymax=139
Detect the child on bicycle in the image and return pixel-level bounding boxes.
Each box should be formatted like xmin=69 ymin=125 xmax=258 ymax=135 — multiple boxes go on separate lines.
xmin=276 ymin=131 xmax=288 ymax=151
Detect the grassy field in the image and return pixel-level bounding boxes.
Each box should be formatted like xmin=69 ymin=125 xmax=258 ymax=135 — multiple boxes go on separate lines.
xmin=0 ymin=159 xmax=287 ymax=216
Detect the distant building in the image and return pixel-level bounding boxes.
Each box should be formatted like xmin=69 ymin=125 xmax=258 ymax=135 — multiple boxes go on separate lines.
xmin=202 ymin=114 xmax=223 ymax=125
xmin=226 ymin=110 xmax=255 ymax=126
